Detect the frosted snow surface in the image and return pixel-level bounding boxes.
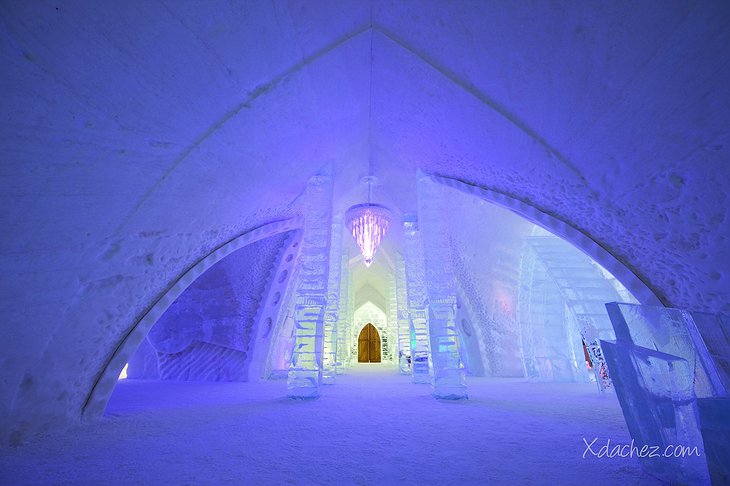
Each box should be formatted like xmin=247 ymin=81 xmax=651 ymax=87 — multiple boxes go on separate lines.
xmin=1 ymin=366 xmax=661 ymax=485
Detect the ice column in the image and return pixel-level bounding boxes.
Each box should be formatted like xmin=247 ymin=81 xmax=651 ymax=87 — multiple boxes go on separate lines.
xmin=335 ymin=251 xmax=349 ymax=374
xmin=395 ymin=256 xmax=412 ymax=374
xmin=322 ymin=215 xmax=342 ymax=384
xmin=417 ymin=174 xmax=468 ymax=399
xmin=286 ymin=174 xmax=333 ymax=398
xmin=387 ymin=273 xmax=396 ymax=361
xmin=402 ymin=216 xmax=432 ymax=384
xmin=346 ymin=262 xmax=355 ymax=367
xmin=385 ymin=272 xmax=398 ymax=365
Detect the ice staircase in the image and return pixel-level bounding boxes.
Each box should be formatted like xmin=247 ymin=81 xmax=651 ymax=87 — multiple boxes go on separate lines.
xmin=527 ymin=234 xmax=633 ymax=391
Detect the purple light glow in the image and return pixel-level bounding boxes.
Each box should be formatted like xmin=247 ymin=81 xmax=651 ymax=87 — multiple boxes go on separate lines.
xmin=345 ymin=204 xmax=391 ymax=267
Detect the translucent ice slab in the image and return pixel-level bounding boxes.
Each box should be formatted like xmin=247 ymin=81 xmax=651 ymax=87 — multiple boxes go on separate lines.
xmin=605 ymin=302 xmax=728 ymax=398
xmin=602 ymin=340 xmax=710 ymax=485
xmin=697 ymin=398 xmax=730 ymax=485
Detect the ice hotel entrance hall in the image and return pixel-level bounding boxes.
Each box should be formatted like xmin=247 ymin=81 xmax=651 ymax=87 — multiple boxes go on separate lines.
xmin=5 ymin=170 xmax=721 ymax=486
xmin=3 ymin=3 xmax=729 ymax=483
xmin=45 ymin=172 xmax=676 ymax=485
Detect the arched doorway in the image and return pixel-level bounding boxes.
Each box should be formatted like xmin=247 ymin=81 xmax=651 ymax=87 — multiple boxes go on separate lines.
xmin=358 ymin=323 xmax=381 ymax=363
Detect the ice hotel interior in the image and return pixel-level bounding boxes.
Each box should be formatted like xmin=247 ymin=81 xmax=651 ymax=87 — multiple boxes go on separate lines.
xmin=1 ymin=1 xmax=729 ymax=485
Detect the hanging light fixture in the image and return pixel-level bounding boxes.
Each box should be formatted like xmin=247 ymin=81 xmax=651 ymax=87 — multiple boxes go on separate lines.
xmin=345 ymin=203 xmax=391 ymax=267
xmin=345 ymin=177 xmax=391 ymax=267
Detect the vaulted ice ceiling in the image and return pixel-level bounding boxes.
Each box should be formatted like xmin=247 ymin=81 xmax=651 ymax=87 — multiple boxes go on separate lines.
xmin=1 ymin=0 xmax=729 ymax=439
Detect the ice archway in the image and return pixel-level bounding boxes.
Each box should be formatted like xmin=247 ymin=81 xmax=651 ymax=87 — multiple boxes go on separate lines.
xmin=1 ymin=1 xmax=729 ymax=452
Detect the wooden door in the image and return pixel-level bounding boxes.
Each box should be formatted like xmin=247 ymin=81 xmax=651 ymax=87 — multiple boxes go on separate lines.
xmin=357 ymin=323 xmax=381 ymax=363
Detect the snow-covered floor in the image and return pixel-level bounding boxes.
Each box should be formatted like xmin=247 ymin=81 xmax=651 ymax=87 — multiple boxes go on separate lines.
xmin=1 ymin=364 xmax=661 ymax=485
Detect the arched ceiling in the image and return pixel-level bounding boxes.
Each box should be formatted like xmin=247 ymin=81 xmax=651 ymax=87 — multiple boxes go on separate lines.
xmin=3 ymin=1 xmax=728 ymax=315
xmin=1 ymin=0 xmax=729 ymax=439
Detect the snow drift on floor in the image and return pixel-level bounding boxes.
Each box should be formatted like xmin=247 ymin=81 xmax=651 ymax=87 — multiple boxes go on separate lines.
xmin=1 ymin=365 xmax=661 ymax=485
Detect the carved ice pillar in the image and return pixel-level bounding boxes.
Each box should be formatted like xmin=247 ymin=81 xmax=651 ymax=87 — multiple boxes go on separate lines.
xmin=335 ymin=251 xmax=350 ymax=374
xmin=395 ymin=255 xmax=412 ymax=374
xmin=402 ymin=216 xmax=432 ymax=384
xmin=322 ymin=215 xmax=342 ymax=384
xmin=345 ymin=261 xmax=355 ymax=367
xmin=286 ymin=174 xmax=333 ymax=398
xmin=417 ymin=173 xmax=468 ymax=399
xmin=387 ymin=271 xmax=398 ymax=365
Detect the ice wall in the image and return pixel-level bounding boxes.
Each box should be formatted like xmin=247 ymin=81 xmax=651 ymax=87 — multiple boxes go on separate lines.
xmin=446 ymin=188 xmax=532 ymax=377
xmin=453 ymin=296 xmax=486 ymax=376
xmin=127 ymin=232 xmax=288 ymax=381
xmin=125 ymin=337 xmax=159 ymax=380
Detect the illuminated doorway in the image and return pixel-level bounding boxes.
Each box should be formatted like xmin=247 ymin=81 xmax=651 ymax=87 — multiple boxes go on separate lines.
xmin=358 ymin=323 xmax=381 ymax=363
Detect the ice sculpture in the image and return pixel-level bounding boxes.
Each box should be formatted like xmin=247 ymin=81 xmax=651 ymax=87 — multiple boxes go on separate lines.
xmin=286 ymin=174 xmax=333 ymax=398
xmin=402 ymin=216 xmax=432 ymax=384
xmin=601 ymin=340 xmax=710 ymax=485
xmin=395 ymin=256 xmax=412 ymax=374
xmin=416 ymin=174 xmax=468 ymax=399
xmin=605 ymin=302 xmax=728 ymax=398
xmin=322 ymin=215 xmax=342 ymax=384
xmin=335 ymin=250 xmax=350 ymax=374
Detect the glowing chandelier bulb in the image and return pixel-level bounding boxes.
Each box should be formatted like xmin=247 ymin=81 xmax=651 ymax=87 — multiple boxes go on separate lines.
xmin=345 ymin=203 xmax=391 ymax=267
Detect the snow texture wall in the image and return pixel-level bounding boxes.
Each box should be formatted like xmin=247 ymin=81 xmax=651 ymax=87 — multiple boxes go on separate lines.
xmin=130 ymin=232 xmax=288 ymax=381
xmin=1 ymin=1 xmax=729 ymax=442
xmin=448 ymin=189 xmax=533 ymax=377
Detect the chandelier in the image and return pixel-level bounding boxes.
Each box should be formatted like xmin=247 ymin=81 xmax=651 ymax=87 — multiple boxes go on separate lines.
xmin=345 ymin=203 xmax=391 ymax=267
